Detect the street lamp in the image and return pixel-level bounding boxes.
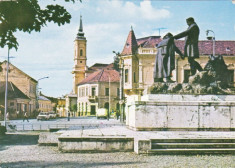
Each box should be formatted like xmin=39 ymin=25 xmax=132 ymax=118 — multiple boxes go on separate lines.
xmin=113 ymin=51 xmax=124 ymax=123
xmin=206 ymin=30 xmax=216 ymax=56
xmin=36 ymin=76 xmax=49 ymax=110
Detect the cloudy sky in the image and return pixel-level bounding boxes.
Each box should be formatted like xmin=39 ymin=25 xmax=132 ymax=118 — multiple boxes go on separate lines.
xmin=0 ymin=0 xmax=235 ymax=97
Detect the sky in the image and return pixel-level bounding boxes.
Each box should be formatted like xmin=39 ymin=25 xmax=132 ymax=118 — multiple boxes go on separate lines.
xmin=0 ymin=0 xmax=235 ymax=97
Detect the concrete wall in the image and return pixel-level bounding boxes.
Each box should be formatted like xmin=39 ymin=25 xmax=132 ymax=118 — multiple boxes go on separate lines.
xmin=127 ymin=94 xmax=235 ymax=131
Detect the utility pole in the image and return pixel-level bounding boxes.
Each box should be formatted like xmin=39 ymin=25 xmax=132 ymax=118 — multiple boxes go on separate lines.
xmin=3 ymin=48 xmax=10 ymax=127
xmin=108 ymin=76 xmax=111 ymax=121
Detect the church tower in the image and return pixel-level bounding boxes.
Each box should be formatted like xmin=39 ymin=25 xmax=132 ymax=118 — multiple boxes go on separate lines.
xmin=72 ymin=15 xmax=87 ymax=94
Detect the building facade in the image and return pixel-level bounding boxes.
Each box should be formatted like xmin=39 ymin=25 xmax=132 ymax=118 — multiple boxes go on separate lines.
xmin=77 ymin=68 xmax=120 ymax=116
xmin=65 ymin=93 xmax=77 ymax=117
xmin=56 ymin=97 xmax=66 ymax=117
xmin=38 ymin=95 xmax=53 ymax=113
xmin=0 ymin=61 xmax=38 ymax=118
xmin=0 ymin=82 xmax=30 ymax=119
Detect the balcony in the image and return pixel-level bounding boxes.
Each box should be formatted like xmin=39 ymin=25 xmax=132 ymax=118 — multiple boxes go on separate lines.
xmin=88 ymin=96 xmax=98 ymax=102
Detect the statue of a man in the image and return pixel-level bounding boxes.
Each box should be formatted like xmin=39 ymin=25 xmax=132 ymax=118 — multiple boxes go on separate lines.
xmin=154 ymin=33 xmax=184 ymax=82
xmin=174 ymin=17 xmax=203 ymax=76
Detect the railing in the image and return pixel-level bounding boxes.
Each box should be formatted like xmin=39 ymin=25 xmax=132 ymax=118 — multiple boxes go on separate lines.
xmin=6 ymin=123 xmax=125 ymax=131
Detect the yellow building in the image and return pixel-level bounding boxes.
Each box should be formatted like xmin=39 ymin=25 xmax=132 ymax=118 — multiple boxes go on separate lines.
xmin=0 ymin=61 xmax=38 ymax=117
xmin=120 ymin=28 xmax=235 ymax=106
xmin=56 ymin=97 xmax=66 ymax=117
xmin=38 ymin=95 xmax=53 ymax=112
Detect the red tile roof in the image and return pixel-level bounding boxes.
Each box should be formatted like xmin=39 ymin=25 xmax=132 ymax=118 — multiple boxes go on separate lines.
xmin=137 ymin=36 xmax=162 ymax=48
xmin=87 ymin=63 xmax=109 ymax=71
xmin=78 ymin=69 xmax=120 ymax=85
xmin=134 ymin=36 xmax=235 ymax=56
xmin=175 ymin=40 xmax=235 ymax=56
xmin=121 ymin=29 xmax=138 ymax=56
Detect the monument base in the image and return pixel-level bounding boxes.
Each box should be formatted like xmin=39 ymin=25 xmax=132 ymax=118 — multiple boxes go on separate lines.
xmin=126 ymin=94 xmax=235 ymax=131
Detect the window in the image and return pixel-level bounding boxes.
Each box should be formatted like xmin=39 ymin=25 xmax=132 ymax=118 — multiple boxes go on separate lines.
xmin=30 ymin=84 xmax=35 ymax=93
xmin=105 ymin=88 xmax=109 ymax=96
xmin=80 ymin=49 xmax=83 ymax=56
xmin=125 ymin=69 xmax=129 ymax=83
xmin=80 ymin=61 xmax=82 ymax=63
xmin=92 ymin=87 xmax=96 ymax=96
xmin=10 ymin=102 xmax=14 ymax=106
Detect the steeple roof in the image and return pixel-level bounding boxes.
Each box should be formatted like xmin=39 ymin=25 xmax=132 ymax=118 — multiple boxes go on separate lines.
xmin=76 ymin=15 xmax=85 ymax=39
xmin=121 ymin=27 xmax=138 ymax=56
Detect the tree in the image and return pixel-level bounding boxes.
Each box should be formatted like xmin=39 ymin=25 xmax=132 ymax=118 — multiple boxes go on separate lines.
xmin=72 ymin=104 xmax=77 ymax=112
xmin=0 ymin=0 xmax=81 ymax=50
xmin=113 ymin=52 xmax=120 ymax=71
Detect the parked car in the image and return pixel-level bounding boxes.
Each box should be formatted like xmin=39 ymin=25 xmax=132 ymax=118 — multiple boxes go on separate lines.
xmin=37 ymin=112 xmax=50 ymax=121
xmin=48 ymin=112 xmax=56 ymax=119
xmin=96 ymin=108 xmax=108 ymax=119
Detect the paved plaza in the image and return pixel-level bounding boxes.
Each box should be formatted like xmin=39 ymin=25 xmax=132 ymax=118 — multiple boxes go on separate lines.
xmin=1 ymin=117 xmax=235 ymax=167
xmin=0 ymin=132 xmax=234 ymax=168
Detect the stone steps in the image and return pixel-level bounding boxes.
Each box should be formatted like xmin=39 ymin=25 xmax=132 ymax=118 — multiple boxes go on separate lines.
xmin=148 ymin=138 xmax=235 ymax=155
xmin=152 ymin=143 xmax=235 ymax=149
xmin=147 ymin=148 xmax=235 ymax=155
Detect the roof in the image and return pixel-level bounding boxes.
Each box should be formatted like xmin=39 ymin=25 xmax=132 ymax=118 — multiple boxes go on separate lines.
xmin=121 ymin=29 xmax=235 ymax=56
xmin=87 ymin=63 xmax=109 ymax=71
xmin=121 ymin=29 xmax=138 ymax=56
xmin=175 ymin=40 xmax=235 ymax=56
xmin=38 ymin=95 xmax=50 ymax=101
xmin=135 ymin=36 xmax=235 ymax=55
xmin=65 ymin=93 xmax=77 ymax=98
xmin=79 ymin=69 xmax=120 ymax=85
xmin=0 ymin=81 xmax=30 ymax=100
xmin=137 ymin=36 xmax=161 ymax=48
xmin=1 ymin=61 xmax=38 ymax=83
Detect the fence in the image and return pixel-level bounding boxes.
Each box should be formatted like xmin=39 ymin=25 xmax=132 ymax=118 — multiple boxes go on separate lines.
xmin=6 ymin=123 xmax=125 ymax=131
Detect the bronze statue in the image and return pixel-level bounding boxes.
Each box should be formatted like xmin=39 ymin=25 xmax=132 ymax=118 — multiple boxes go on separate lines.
xmin=154 ymin=33 xmax=184 ymax=82
xmin=174 ymin=17 xmax=203 ymax=76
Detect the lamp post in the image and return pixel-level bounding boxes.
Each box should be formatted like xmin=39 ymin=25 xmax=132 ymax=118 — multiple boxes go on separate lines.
xmin=206 ymin=30 xmax=216 ymax=56
xmin=36 ymin=76 xmax=49 ymax=111
xmin=113 ymin=51 xmax=124 ymax=123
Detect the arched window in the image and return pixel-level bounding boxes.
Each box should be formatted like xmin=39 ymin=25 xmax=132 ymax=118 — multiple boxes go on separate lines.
xmin=80 ymin=49 xmax=83 ymax=56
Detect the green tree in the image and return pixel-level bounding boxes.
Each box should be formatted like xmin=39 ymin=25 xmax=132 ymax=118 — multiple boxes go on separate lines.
xmin=113 ymin=52 xmax=120 ymax=71
xmin=0 ymin=0 xmax=81 ymax=50
xmin=72 ymin=104 xmax=77 ymax=112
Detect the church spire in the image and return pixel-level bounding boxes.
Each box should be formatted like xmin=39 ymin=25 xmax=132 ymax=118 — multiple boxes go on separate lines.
xmin=76 ymin=15 xmax=85 ymax=38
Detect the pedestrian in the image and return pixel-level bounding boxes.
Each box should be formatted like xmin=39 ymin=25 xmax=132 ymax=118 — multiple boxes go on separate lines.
xmin=116 ymin=110 xmax=120 ymax=120
xmin=23 ymin=112 xmax=29 ymax=122
xmin=174 ymin=17 xmax=203 ymax=76
xmin=68 ymin=111 xmax=70 ymax=121
xmin=6 ymin=112 xmax=9 ymax=121
xmin=16 ymin=111 xmax=19 ymax=119
xmin=154 ymin=32 xmax=184 ymax=82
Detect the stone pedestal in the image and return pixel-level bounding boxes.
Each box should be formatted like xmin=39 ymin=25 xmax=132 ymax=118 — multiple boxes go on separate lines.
xmin=127 ymin=94 xmax=235 ymax=131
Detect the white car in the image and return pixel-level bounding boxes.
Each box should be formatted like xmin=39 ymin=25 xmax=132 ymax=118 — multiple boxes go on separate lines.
xmin=48 ymin=112 xmax=56 ymax=119
xmin=37 ymin=112 xmax=50 ymax=121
